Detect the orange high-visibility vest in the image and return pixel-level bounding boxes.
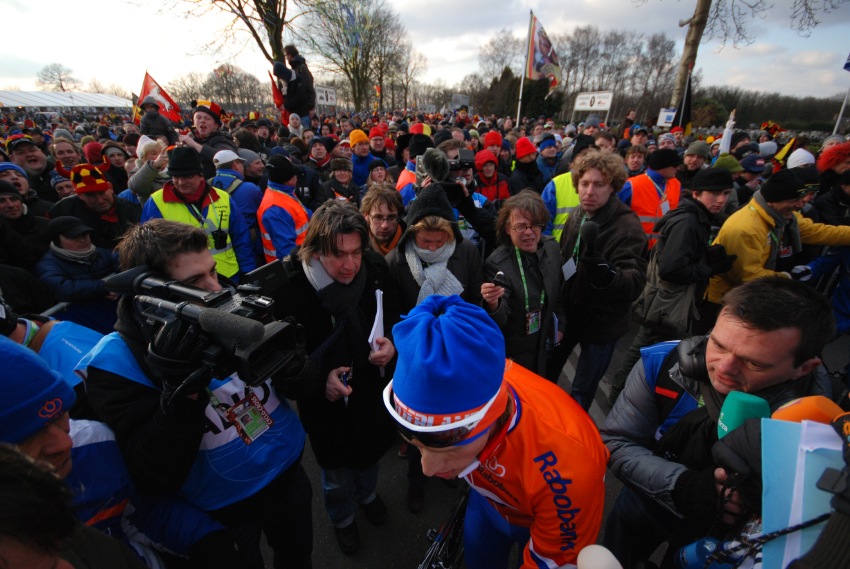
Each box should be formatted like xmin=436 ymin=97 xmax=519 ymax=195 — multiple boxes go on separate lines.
xmin=257 ymin=189 xmax=309 ymax=262
xmin=630 ymin=174 xmax=680 ymax=248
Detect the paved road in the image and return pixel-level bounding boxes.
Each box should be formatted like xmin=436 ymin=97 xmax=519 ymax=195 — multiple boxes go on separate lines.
xmin=273 ymin=323 xmax=850 ymax=568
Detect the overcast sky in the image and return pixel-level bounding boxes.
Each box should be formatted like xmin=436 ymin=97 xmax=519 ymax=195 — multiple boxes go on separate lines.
xmin=1 ymin=0 xmax=849 ymax=103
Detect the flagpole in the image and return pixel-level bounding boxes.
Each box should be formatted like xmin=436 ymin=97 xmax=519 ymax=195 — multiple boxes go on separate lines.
xmin=834 ymin=84 xmax=850 ymax=135
xmin=677 ymin=68 xmax=691 ymax=128
xmin=516 ymin=10 xmax=533 ymax=124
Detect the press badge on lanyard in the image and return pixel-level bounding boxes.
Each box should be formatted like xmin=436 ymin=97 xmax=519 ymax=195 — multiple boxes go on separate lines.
xmin=212 ymin=388 xmax=273 ymax=445
xmin=515 ymin=247 xmax=544 ymax=336
xmin=526 ymin=309 xmax=541 ymax=335
xmin=563 ymin=216 xmax=584 ymax=281
xmin=562 ymin=258 xmax=577 ymax=281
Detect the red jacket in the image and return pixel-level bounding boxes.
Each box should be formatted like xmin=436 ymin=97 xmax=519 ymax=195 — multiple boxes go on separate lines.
xmin=475 ymin=172 xmax=511 ymax=202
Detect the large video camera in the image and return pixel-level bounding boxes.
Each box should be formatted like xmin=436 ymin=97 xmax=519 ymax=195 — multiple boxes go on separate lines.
xmin=447 ymin=148 xmax=474 ymax=171
xmin=104 ymin=261 xmax=298 ymax=387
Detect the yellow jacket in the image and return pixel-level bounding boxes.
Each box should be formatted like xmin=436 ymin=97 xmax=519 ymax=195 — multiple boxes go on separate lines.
xmin=707 ymin=198 xmax=850 ymax=302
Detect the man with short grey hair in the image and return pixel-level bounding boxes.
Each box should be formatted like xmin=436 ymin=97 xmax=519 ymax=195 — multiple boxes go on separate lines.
xmin=210 ymin=149 xmax=263 ymax=237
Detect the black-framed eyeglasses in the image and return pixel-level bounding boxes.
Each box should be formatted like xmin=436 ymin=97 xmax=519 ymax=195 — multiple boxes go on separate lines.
xmin=370 ymin=214 xmax=398 ymax=224
xmin=510 ymin=223 xmax=544 ymax=233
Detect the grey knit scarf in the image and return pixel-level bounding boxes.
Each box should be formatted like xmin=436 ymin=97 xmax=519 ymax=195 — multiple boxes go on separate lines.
xmin=754 ymin=190 xmax=802 ymax=271
xmin=49 ymin=242 xmax=98 ymax=264
xmin=404 ymin=240 xmax=463 ymax=305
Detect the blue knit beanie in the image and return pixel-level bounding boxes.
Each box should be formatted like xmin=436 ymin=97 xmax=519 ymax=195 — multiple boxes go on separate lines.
xmin=391 ymin=295 xmax=505 ymax=416
xmin=538 ymin=138 xmax=557 ymax=151
xmin=0 ymin=162 xmax=27 ymax=177
xmin=0 ymin=336 xmax=75 ymax=444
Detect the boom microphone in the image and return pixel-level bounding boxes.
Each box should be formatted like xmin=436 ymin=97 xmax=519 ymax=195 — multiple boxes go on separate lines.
xmin=717 ymin=391 xmax=770 ymax=439
xmin=136 ymin=296 xmax=265 ymax=345
xmin=577 ymin=545 xmax=623 ymax=569
xmin=771 ymin=396 xmax=844 ymax=425
xmin=580 ymin=220 xmax=600 ymax=258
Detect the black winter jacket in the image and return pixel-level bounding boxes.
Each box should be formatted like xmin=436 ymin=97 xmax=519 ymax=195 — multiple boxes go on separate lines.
xmin=509 ymin=160 xmax=545 ymax=195
xmin=813 ymin=183 xmax=850 ymax=227
xmin=190 ymin=130 xmax=238 ymax=179
xmin=558 ymin=196 xmax=647 ymax=343
xmin=271 ymin=251 xmax=398 ymax=469
xmin=49 ymin=195 xmax=141 ymax=249
xmin=653 ymin=195 xmax=723 ymax=300
xmin=283 ymin=55 xmax=316 ymax=118
xmin=140 ymin=110 xmax=178 ymax=145
xmin=483 ymin=238 xmax=563 ymax=374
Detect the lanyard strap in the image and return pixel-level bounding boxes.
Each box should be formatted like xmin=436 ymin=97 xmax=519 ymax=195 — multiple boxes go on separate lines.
xmin=188 ymin=201 xmax=212 ymax=226
xmin=572 ymin=215 xmax=586 ymax=259
xmin=515 ymin=247 xmax=545 ymax=311
xmin=748 ymin=205 xmax=780 ymax=245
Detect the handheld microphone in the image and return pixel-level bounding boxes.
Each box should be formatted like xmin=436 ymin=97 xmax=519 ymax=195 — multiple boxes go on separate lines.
xmin=717 ymin=391 xmax=770 ymax=439
xmin=580 ymin=220 xmax=600 ymax=257
xmin=577 ymin=545 xmax=623 ymax=569
xmin=136 ymin=295 xmax=265 ymax=345
xmin=771 ymin=396 xmax=844 ymax=425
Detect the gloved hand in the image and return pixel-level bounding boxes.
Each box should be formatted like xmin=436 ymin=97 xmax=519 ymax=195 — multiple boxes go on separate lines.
xmin=671 ymin=467 xmax=718 ymax=524
xmin=704 ymin=244 xmax=737 ymax=275
xmin=712 ymin=417 xmax=763 ymax=514
xmin=579 ymin=256 xmax=616 ymax=287
xmin=145 ymin=318 xmax=212 ymax=395
xmin=707 ymin=254 xmax=737 ymax=275
xmin=790 ymin=265 xmax=813 ymax=282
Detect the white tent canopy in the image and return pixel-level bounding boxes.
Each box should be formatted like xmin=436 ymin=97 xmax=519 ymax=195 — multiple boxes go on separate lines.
xmin=0 ymin=90 xmax=131 ymax=109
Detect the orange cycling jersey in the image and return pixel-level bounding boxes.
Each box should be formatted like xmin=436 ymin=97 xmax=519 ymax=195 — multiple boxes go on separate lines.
xmin=464 ymin=361 xmax=609 ymax=568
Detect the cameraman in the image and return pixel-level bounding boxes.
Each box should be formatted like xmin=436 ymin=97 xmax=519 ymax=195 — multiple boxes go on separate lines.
xmin=82 ymin=219 xmax=314 ymax=569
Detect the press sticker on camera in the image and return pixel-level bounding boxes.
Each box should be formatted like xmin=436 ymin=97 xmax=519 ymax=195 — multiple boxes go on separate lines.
xmin=225 ymin=390 xmax=273 ymax=444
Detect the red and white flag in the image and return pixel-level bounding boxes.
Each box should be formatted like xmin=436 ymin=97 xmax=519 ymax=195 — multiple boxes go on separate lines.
xmin=133 ymin=72 xmax=181 ymax=125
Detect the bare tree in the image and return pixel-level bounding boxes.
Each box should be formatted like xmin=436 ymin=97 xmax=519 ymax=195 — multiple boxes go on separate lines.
xmin=636 ymin=33 xmax=678 ymax=117
xmin=396 ymin=42 xmax=427 ymax=110
xmin=85 ymin=78 xmax=106 ymax=94
xmin=172 ymin=0 xmax=315 ymax=64
xmin=412 ymin=78 xmax=452 ymax=112
xmin=104 ymin=84 xmax=132 ymax=100
xmin=370 ymin=9 xmax=405 ymax=111
xmin=203 ymin=64 xmax=264 ymax=113
xmin=83 ymin=79 xmax=130 ymax=99
xmin=478 ymin=28 xmax=525 ymax=80
xmin=36 ymin=64 xmax=79 ymax=92
xmin=166 ymin=72 xmax=208 ymax=107
xmin=300 ymin=0 xmax=406 ymax=111
xmin=663 ymin=0 xmax=849 ymax=107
